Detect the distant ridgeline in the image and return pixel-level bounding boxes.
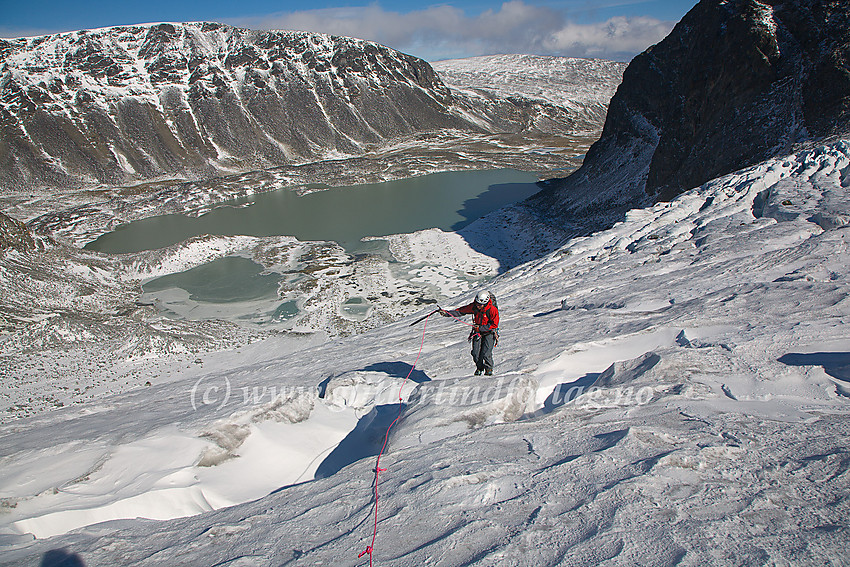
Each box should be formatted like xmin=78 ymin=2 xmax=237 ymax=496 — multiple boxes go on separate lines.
xmin=532 ymin=0 xmax=850 ymax=227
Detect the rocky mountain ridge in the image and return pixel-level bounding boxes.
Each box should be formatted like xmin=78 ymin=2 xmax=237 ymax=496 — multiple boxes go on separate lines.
xmin=0 ymin=24 xmax=625 ymax=192
xmin=0 ymin=23 xmax=468 ymax=190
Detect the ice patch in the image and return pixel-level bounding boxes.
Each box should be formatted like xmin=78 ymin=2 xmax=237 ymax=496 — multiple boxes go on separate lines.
xmin=323 ymin=370 xmax=422 ymax=412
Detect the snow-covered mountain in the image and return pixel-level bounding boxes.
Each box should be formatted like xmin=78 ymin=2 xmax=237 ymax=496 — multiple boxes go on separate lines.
xmin=531 ymin=0 xmax=850 ymax=227
xmin=1 ymin=0 xmax=849 ymax=563
xmin=0 ymin=24 xmax=623 ymax=191
xmin=434 ymin=55 xmax=625 ymax=109
xmin=0 ymin=23 xmax=463 ymax=190
xmin=433 ymin=55 xmax=625 ymax=135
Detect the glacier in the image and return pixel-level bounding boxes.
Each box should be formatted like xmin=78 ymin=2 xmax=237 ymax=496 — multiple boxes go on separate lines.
xmin=1 ymin=137 xmax=847 ymax=565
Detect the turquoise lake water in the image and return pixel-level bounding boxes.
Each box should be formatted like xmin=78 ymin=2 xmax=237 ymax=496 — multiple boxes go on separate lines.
xmin=90 ymin=169 xmax=542 ymax=321
xmin=85 ymin=169 xmax=541 ymax=254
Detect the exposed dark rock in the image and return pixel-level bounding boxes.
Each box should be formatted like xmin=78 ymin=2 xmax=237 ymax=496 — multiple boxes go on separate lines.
xmin=533 ymin=0 xmax=850 ymax=226
xmin=0 ymin=211 xmax=39 ymax=251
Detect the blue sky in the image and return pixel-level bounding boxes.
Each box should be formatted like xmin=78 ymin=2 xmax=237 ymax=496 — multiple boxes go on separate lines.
xmin=0 ymin=0 xmax=698 ymax=61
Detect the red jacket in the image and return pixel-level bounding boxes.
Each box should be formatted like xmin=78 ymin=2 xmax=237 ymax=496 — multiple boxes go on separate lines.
xmin=455 ymin=299 xmax=499 ymax=333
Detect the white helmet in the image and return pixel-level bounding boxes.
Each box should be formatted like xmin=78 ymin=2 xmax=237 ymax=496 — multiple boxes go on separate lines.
xmin=475 ymin=290 xmax=491 ymax=305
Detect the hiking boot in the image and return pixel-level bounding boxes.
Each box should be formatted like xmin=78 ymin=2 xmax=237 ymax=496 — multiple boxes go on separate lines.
xmin=485 ymin=368 xmax=493 ymax=376
xmin=474 ymin=369 xmax=483 ymax=376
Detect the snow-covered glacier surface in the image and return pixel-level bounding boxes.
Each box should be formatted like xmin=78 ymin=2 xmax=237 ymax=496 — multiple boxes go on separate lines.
xmin=1 ymin=139 xmax=849 ymax=564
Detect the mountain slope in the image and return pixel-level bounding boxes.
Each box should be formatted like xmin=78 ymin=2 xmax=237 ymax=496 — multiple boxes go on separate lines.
xmin=1 ymin=2 xmax=849 ymax=563
xmin=530 ymin=0 xmax=850 ymax=226
xmin=0 ymin=26 xmax=626 ymax=193
xmin=0 ymin=23 xmax=470 ymax=190
xmin=433 ymin=55 xmax=626 ymax=135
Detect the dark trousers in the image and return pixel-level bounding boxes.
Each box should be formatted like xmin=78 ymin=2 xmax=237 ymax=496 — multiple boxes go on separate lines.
xmin=471 ymin=332 xmax=496 ymax=372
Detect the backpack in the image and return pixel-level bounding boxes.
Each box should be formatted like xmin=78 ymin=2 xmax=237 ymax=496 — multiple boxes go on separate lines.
xmin=485 ymin=291 xmax=498 ymax=314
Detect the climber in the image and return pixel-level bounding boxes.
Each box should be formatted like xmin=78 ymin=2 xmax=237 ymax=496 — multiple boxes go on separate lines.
xmin=441 ymin=290 xmax=499 ymax=375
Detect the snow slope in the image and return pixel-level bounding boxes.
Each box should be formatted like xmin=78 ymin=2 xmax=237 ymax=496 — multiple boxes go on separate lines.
xmin=433 ymin=55 xmax=625 ymax=109
xmin=1 ymin=139 xmax=849 ymax=564
xmin=433 ymin=55 xmax=624 ymax=137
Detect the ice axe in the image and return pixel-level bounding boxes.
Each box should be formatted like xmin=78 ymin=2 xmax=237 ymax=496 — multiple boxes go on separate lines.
xmin=409 ymin=307 xmax=442 ymax=326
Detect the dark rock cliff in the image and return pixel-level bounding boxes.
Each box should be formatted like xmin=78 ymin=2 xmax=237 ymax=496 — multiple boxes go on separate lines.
xmin=532 ymin=0 xmax=850 ymax=225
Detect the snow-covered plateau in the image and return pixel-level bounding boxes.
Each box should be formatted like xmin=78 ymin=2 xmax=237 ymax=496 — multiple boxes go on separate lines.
xmin=1 ymin=137 xmax=848 ymax=565
xmin=433 ymin=55 xmax=624 ymax=116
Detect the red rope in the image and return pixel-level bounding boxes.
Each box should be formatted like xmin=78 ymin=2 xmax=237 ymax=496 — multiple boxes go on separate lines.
xmin=359 ymin=310 xmax=434 ymax=565
xmin=358 ymin=307 xmax=480 ymax=564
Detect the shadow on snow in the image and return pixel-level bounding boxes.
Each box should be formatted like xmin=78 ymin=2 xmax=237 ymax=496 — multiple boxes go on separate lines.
xmin=541 ymin=372 xmax=602 ymax=413
xmin=314 ymin=363 xmax=431 ymax=479
xmin=779 ymin=352 xmax=850 ymax=397
xmin=40 ymin=549 xmax=85 ymax=567
xmin=778 ymin=352 xmax=850 ymax=382
xmin=361 ymin=361 xmax=431 ymax=383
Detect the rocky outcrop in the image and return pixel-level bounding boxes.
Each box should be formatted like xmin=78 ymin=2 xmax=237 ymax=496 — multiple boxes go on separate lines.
xmin=0 ymin=23 xmax=472 ymax=190
xmin=0 ymin=211 xmax=40 ymax=251
xmin=532 ymin=0 xmax=850 ymax=225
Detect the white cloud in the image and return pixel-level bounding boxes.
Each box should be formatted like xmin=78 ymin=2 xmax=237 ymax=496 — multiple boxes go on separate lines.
xmin=544 ymin=15 xmax=675 ymax=58
xmin=227 ymin=1 xmax=674 ymax=62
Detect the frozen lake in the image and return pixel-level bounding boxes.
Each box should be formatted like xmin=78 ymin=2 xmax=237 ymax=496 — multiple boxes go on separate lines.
xmin=86 ymin=169 xmax=541 ymax=325
xmin=86 ymin=169 xmax=541 ymax=254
